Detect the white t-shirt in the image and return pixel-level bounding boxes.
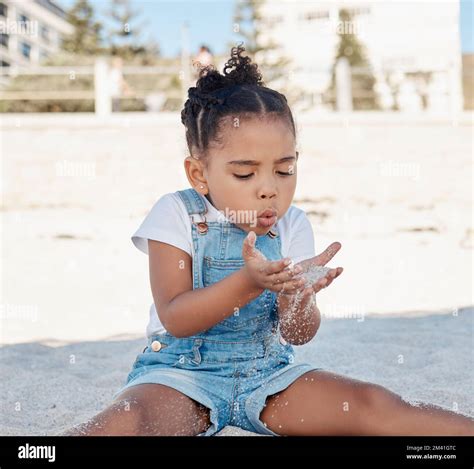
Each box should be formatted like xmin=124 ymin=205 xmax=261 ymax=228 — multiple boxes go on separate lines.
xmin=132 ymin=192 xmax=316 ymax=337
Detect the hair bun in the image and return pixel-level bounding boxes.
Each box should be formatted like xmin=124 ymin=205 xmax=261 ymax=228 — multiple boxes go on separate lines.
xmin=194 ymin=42 xmax=264 ymax=97
xmin=181 ymin=42 xmax=295 ymax=160
xmin=222 ymin=42 xmax=264 ymax=87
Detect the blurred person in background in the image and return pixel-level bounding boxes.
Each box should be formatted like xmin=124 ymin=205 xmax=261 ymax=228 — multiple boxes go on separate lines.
xmin=109 ymin=56 xmax=134 ymax=112
xmin=192 ymin=44 xmax=214 ymax=81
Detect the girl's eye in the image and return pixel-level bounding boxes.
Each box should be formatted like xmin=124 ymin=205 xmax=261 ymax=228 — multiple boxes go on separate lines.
xmin=233 ymin=171 xmax=295 ymax=180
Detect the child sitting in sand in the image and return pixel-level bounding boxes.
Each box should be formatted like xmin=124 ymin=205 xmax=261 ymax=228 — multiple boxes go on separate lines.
xmin=65 ymin=44 xmax=473 ymax=436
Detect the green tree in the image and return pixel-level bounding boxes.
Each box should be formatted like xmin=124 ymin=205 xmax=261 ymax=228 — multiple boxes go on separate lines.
xmin=105 ymin=0 xmax=157 ymax=60
xmin=61 ymin=0 xmax=103 ymax=55
xmin=326 ymin=9 xmax=379 ymax=110
xmin=231 ymin=0 xmax=291 ymax=83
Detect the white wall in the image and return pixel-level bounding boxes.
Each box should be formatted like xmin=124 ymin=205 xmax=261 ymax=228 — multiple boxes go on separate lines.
xmin=256 ymin=0 xmax=462 ymax=111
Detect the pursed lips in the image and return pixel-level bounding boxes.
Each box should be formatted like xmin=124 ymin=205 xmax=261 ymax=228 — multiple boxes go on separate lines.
xmin=257 ymin=208 xmax=277 ymax=218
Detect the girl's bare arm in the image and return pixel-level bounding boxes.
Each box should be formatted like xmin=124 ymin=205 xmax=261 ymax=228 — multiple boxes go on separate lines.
xmin=148 ymin=239 xmax=266 ymax=337
xmin=277 ymin=243 xmax=344 ymax=345
xmin=148 ymin=232 xmax=317 ymax=338
xmin=277 ymin=292 xmax=321 ymax=345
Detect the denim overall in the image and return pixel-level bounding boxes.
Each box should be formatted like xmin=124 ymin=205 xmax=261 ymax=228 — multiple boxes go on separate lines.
xmin=114 ymin=188 xmax=321 ymax=436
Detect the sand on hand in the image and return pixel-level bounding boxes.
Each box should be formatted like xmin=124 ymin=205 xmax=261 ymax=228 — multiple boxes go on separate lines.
xmin=301 ymin=265 xmax=332 ymax=288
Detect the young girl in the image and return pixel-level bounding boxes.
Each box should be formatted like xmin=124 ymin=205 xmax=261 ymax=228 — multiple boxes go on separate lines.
xmin=65 ymin=44 xmax=473 ymax=437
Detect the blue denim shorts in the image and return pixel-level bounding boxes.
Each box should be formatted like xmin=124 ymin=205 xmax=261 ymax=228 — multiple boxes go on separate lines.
xmin=113 ymin=331 xmax=322 ymax=436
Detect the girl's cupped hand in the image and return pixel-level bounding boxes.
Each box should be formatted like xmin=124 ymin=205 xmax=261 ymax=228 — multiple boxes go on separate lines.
xmin=242 ymin=231 xmax=343 ymax=295
xmin=289 ymin=242 xmax=344 ymax=297
xmin=241 ymin=230 xmax=307 ymax=294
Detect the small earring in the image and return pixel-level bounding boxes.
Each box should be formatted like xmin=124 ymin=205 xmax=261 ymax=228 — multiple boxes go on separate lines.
xmin=200 ymin=185 xmax=204 ymax=189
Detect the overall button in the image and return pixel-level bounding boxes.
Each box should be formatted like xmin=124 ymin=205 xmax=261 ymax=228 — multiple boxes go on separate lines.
xmin=151 ymin=340 xmax=162 ymax=352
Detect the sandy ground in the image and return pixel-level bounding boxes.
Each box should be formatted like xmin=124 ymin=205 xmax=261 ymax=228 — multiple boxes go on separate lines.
xmin=0 ymin=112 xmax=472 ymax=435
xmin=0 ymin=309 xmax=472 ymax=436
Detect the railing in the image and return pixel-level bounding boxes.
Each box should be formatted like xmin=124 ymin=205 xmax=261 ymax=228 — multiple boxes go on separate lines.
xmin=0 ymin=57 xmax=465 ymax=114
xmin=0 ymin=58 xmax=184 ymax=113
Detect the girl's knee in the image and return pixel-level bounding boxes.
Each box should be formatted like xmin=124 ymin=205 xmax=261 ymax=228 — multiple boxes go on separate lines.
xmin=354 ymin=382 xmax=405 ymax=430
xmin=358 ymin=383 xmax=401 ymax=409
xmin=113 ymin=385 xmax=211 ymax=436
xmin=65 ymin=397 xmax=146 ymax=436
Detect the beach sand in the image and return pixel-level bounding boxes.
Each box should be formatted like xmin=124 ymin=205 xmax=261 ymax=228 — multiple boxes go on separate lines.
xmin=0 ymin=112 xmax=472 ymax=435
xmin=0 ymin=309 xmax=472 ymax=436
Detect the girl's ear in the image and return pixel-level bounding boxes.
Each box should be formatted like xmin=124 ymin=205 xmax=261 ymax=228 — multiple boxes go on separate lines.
xmin=184 ymin=156 xmax=208 ymax=195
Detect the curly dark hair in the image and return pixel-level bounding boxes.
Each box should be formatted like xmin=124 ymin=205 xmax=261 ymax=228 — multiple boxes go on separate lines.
xmin=181 ymin=42 xmax=296 ymax=164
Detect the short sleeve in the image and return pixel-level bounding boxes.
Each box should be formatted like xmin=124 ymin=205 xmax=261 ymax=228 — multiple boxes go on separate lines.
xmin=286 ymin=209 xmax=316 ymax=264
xmin=131 ymin=193 xmax=192 ymax=256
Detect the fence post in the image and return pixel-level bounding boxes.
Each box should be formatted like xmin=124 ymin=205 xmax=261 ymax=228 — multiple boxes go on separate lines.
xmin=181 ymin=22 xmax=191 ymax=103
xmin=448 ymin=60 xmax=463 ymax=117
xmin=336 ymin=57 xmax=352 ymax=112
xmin=94 ymin=57 xmax=111 ymax=117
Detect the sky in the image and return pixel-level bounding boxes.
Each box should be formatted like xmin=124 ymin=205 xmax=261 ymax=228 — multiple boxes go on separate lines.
xmin=59 ymin=0 xmax=474 ymax=57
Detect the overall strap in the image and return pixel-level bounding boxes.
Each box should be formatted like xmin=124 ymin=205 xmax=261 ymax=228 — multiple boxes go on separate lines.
xmin=176 ymin=188 xmax=208 ymax=216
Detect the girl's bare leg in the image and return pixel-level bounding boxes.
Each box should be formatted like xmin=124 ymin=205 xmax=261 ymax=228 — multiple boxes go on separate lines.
xmin=259 ymin=370 xmax=474 ymax=436
xmin=61 ymin=384 xmax=211 ymax=436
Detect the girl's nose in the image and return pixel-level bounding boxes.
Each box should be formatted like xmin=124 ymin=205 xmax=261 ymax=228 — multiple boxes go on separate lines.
xmin=257 ymin=186 xmax=277 ymax=199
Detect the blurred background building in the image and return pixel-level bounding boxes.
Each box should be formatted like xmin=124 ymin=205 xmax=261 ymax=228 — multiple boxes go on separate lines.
xmin=255 ymin=1 xmax=463 ymax=112
xmin=0 ymin=0 xmax=73 ymax=69
xmin=0 ymin=0 xmax=471 ymax=113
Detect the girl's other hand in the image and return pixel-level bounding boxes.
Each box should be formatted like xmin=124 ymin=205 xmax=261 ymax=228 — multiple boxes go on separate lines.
xmin=241 ymin=231 xmax=306 ymax=294
xmin=291 ymin=242 xmax=344 ymax=296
